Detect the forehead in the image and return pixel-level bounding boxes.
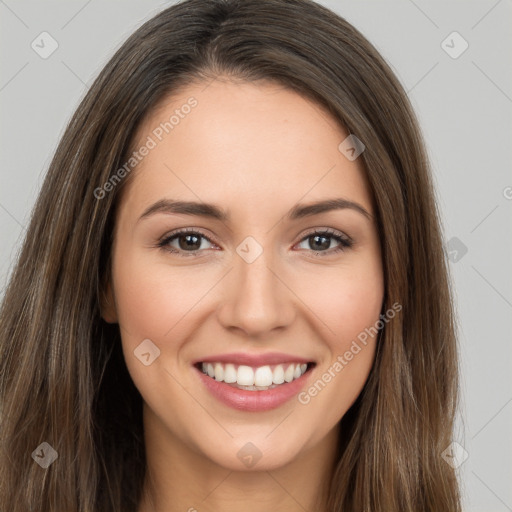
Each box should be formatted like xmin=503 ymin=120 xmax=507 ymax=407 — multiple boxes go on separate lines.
xmin=122 ymin=79 xmax=374 ymax=218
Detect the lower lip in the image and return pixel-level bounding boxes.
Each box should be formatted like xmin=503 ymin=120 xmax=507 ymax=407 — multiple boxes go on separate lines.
xmin=194 ymin=365 xmax=314 ymax=412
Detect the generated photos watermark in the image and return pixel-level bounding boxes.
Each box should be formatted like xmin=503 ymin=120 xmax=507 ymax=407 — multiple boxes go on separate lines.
xmin=94 ymin=96 xmax=198 ymax=199
xmin=298 ymin=301 xmax=402 ymax=405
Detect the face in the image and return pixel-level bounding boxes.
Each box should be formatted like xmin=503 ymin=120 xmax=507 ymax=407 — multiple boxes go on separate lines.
xmin=102 ymin=78 xmax=384 ymax=471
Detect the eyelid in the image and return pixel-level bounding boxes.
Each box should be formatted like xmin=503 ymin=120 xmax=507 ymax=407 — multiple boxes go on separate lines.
xmin=298 ymin=226 xmax=353 ymax=245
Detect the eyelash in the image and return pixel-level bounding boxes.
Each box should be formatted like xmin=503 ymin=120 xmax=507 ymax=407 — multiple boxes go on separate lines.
xmin=156 ymin=227 xmax=353 ymax=258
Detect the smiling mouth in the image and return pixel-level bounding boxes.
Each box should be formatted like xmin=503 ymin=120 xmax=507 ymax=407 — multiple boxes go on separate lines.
xmin=194 ymin=361 xmax=316 ymax=391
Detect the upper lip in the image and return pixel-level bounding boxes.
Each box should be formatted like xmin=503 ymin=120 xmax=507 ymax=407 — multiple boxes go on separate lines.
xmin=193 ymin=352 xmax=314 ymax=367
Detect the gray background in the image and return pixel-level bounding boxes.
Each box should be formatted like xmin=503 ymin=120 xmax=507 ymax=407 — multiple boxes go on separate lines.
xmin=1 ymin=1 xmax=511 ymax=510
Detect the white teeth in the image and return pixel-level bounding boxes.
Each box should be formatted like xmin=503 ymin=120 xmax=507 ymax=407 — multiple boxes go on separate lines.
xmin=200 ymin=361 xmax=311 ymax=388
xmin=214 ymin=363 xmax=224 ymax=381
xmin=272 ymin=364 xmax=285 ymax=384
xmin=223 ymin=363 xmax=237 ymax=383
xmin=284 ymin=364 xmax=295 ymax=383
xmin=254 ymin=365 xmax=273 ymax=387
xmin=237 ymin=365 xmax=254 ymax=386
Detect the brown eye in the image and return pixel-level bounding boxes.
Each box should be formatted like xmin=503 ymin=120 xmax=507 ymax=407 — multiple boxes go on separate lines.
xmin=157 ymin=229 xmax=216 ymax=257
xmin=295 ymin=229 xmax=353 ymax=256
xmin=174 ymin=233 xmax=203 ymax=251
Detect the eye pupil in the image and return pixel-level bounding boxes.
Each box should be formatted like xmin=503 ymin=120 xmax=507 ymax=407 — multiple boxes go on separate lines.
xmin=310 ymin=234 xmax=330 ymax=251
xmin=179 ymin=234 xmax=201 ymax=250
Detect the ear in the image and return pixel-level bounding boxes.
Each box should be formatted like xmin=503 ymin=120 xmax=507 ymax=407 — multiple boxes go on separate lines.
xmin=100 ymin=279 xmax=118 ymax=323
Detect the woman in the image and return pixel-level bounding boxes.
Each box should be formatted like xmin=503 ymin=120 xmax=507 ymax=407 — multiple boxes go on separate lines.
xmin=0 ymin=0 xmax=461 ymax=510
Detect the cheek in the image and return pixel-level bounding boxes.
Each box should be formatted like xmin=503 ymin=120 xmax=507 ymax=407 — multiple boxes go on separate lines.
xmin=298 ymin=257 xmax=384 ymax=347
xmin=111 ymin=253 xmax=211 ymax=418
xmin=293 ymin=255 xmax=383 ymax=422
xmin=111 ymin=252 xmax=217 ymax=342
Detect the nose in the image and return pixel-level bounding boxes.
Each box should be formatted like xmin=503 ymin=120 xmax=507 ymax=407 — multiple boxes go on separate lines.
xmin=216 ymin=244 xmax=296 ymax=337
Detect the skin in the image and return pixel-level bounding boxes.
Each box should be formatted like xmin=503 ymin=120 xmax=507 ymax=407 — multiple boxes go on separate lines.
xmin=101 ymin=78 xmax=384 ymax=512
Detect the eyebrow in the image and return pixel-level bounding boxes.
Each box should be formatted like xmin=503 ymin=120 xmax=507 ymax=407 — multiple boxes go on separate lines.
xmin=138 ymin=197 xmax=373 ymax=223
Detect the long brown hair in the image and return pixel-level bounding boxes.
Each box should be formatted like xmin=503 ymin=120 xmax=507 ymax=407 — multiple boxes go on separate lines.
xmin=0 ymin=0 xmax=461 ymax=510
